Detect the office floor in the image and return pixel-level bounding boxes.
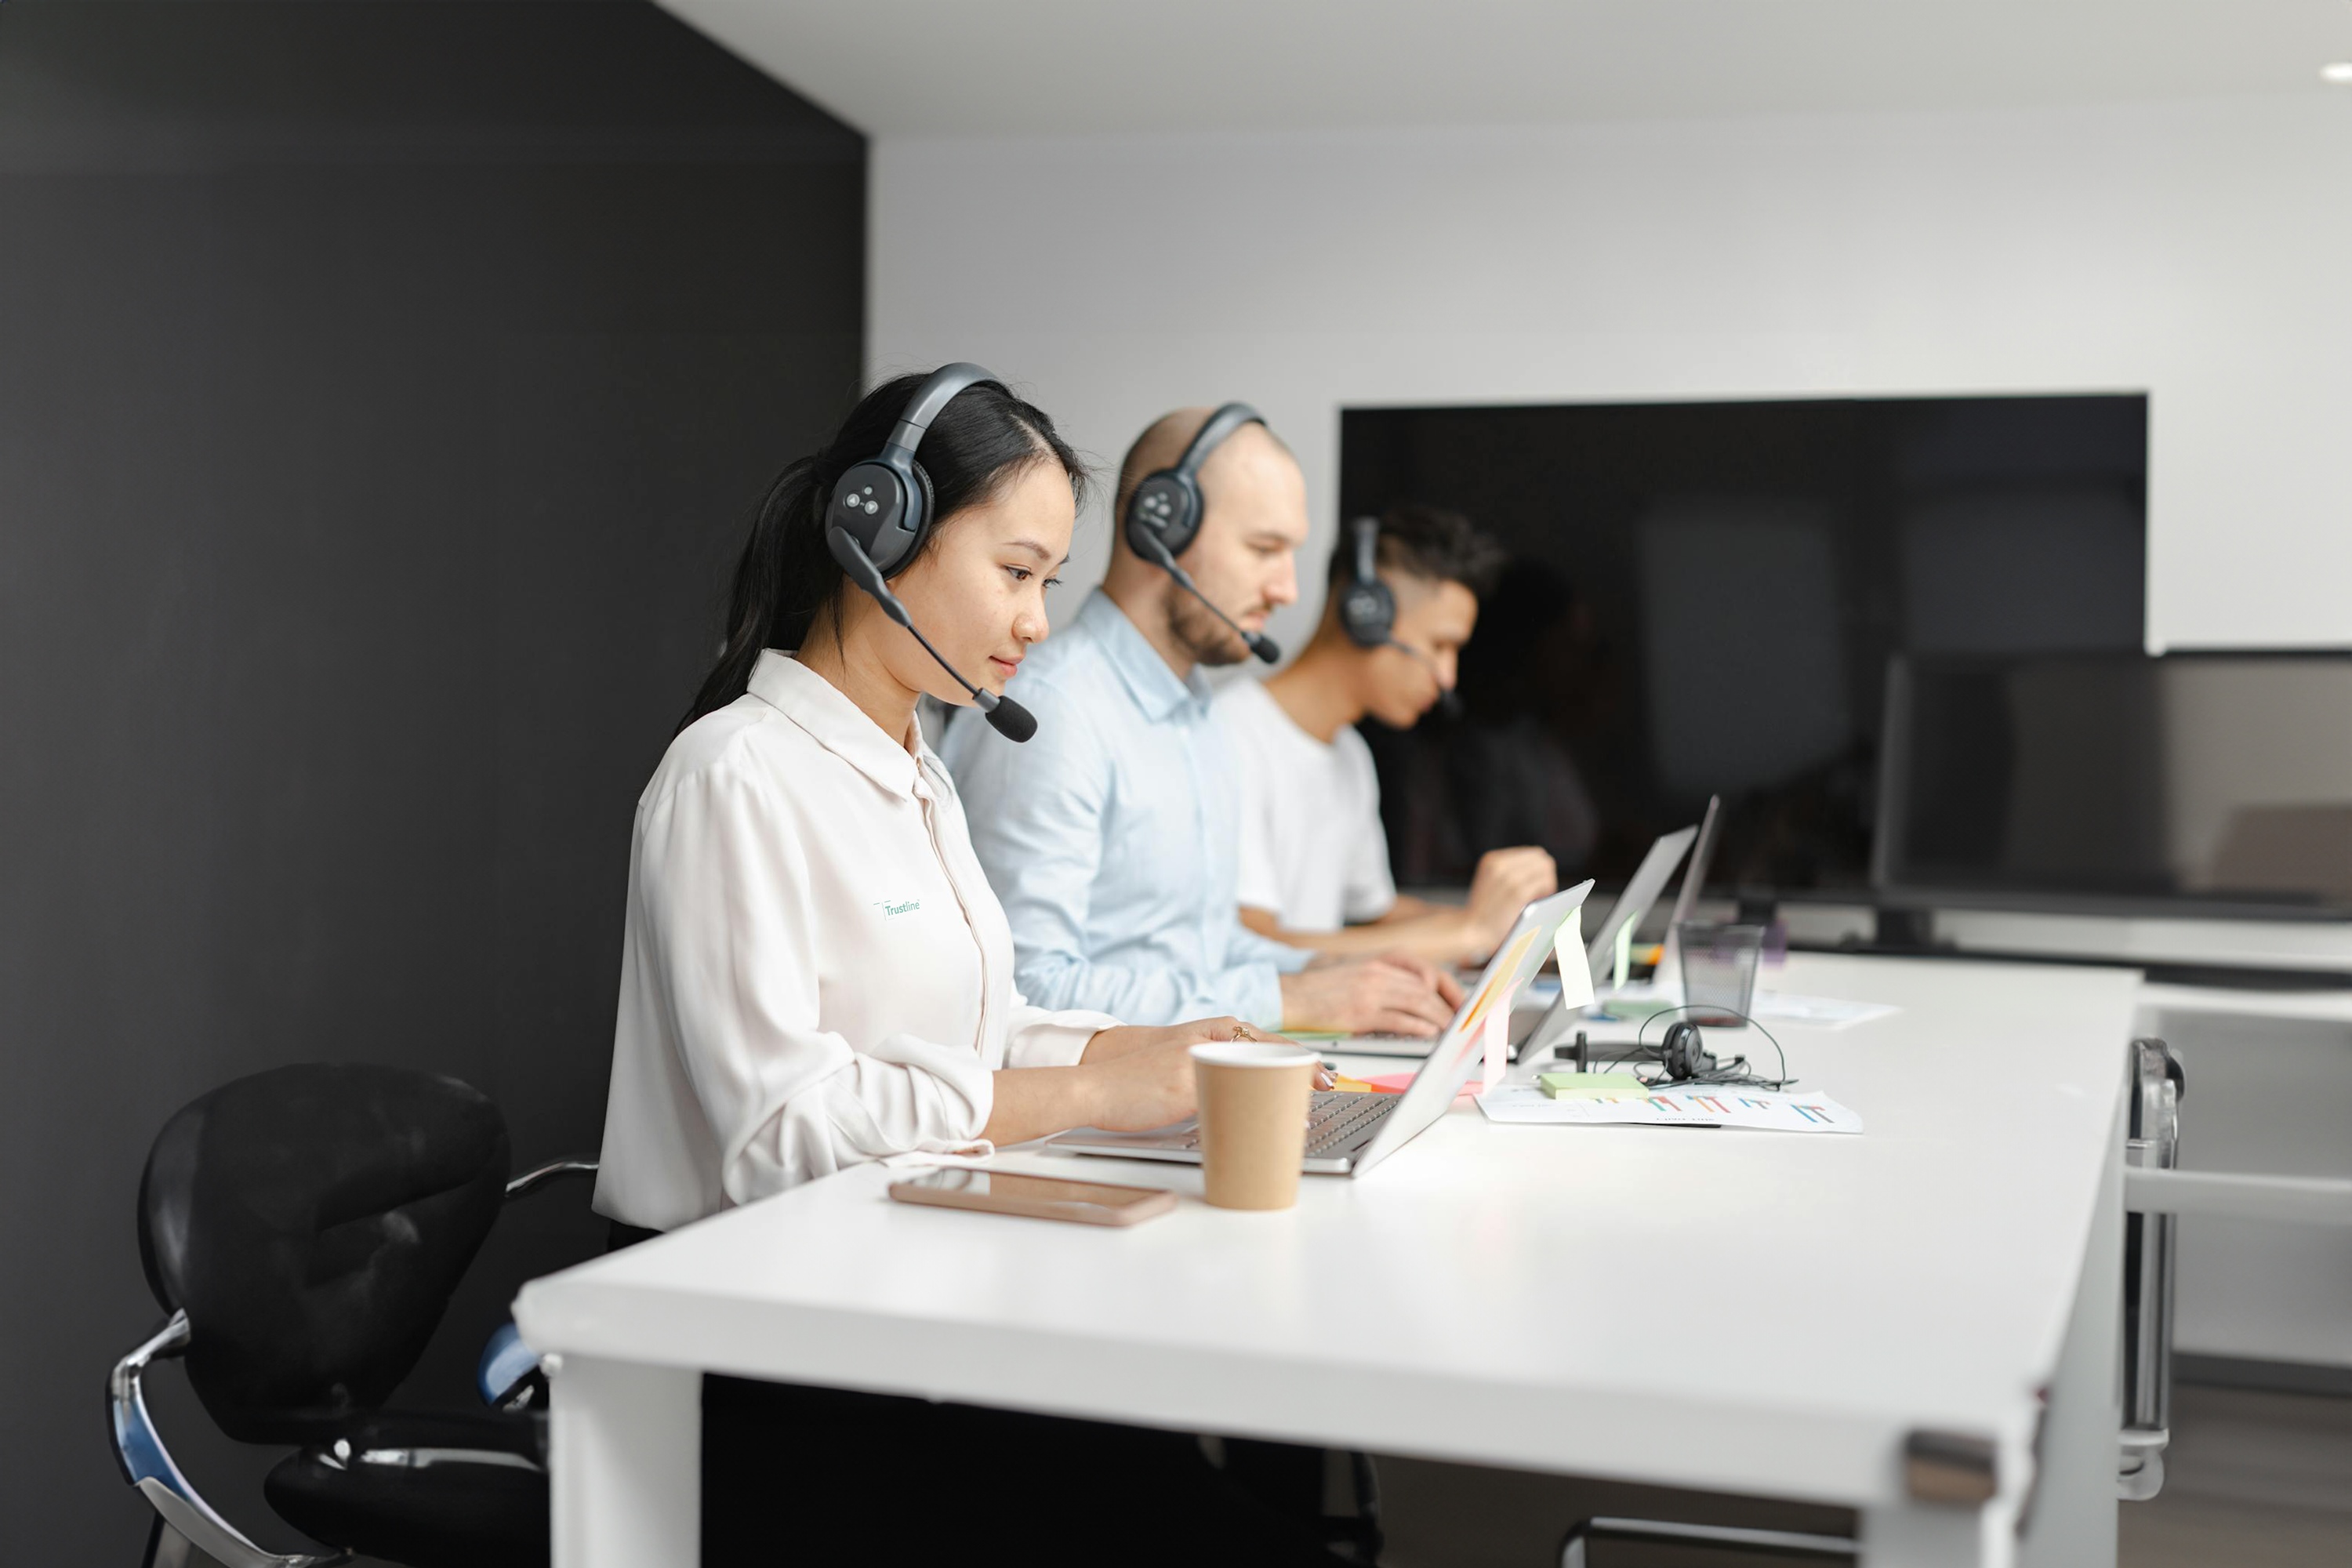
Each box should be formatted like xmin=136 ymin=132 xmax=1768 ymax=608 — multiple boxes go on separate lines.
xmin=1370 ymin=1383 xmax=2351 ymax=1567
xmin=2116 ymin=1385 xmax=2352 ymax=1568
xmin=210 ymin=1383 xmax=2352 ymax=1567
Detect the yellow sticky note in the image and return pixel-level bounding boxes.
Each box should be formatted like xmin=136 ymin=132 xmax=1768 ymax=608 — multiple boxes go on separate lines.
xmin=1537 ymin=1071 xmax=1648 ymax=1098
xmin=1552 ymin=907 xmax=1595 ymax=1010
xmin=1461 ymin=928 xmax=1537 ymax=1038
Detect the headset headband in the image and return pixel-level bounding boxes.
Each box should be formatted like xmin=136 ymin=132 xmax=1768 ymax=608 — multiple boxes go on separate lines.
xmin=1171 ymin=401 xmax=1264 ymax=481
xmin=882 ymin=362 xmax=999 ymax=463
xmin=1352 ymin=515 xmax=1381 ymax=583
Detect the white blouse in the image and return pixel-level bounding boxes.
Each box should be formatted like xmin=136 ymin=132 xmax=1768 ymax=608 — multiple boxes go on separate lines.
xmin=593 ymin=651 xmax=1120 ymax=1231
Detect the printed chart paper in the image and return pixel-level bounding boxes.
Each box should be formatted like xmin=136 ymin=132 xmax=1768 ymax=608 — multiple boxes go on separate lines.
xmin=1478 ymin=1083 xmax=1864 ymax=1134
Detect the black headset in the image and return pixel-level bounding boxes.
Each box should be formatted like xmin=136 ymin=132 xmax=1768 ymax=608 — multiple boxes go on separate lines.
xmin=1338 ymin=515 xmax=1397 ymax=648
xmin=1120 ymin=403 xmax=1281 ymax=664
xmin=1656 ymin=1021 xmax=1719 ymax=1082
xmin=1624 ymin=1005 xmax=1791 ymax=1089
xmin=1123 ymin=401 xmax=1264 ymax=561
xmin=823 ymin=363 xmax=1038 ymax=742
xmin=1341 ymin=513 xmax=1461 ymax=720
xmin=827 ymin=361 xmax=993 ymax=577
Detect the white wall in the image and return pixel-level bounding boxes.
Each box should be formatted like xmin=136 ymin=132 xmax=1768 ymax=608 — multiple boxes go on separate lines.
xmin=869 ymin=97 xmax=2352 ymax=659
xmin=873 ymin=99 xmax=2352 ymax=1373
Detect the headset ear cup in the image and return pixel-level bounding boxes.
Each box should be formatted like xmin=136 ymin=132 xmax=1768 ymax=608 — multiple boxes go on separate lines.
xmin=1686 ymin=1025 xmax=1715 ymax=1080
xmin=896 ymin=460 xmax=935 ymax=577
xmin=1125 ymin=471 xmax=1201 ymax=561
xmin=1123 ymin=488 xmax=1155 ymax=560
xmin=1343 ymin=581 xmax=1396 ymax=648
xmin=1158 ymin=474 xmax=1200 ymax=558
xmin=1341 ymin=517 xmax=1396 ymax=647
xmin=1662 ymin=1020 xmax=1711 ymax=1081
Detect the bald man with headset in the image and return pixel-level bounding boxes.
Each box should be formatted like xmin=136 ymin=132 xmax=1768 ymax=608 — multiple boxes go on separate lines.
xmin=942 ymin=405 xmax=1462 ymax=1036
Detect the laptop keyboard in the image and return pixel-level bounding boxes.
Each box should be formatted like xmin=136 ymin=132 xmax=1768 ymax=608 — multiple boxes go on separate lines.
xmin=1168 ymin=1091 xmax=1401 ymax=1157
xmin=1305 ymin=1091 xmax=1401 ymax=1156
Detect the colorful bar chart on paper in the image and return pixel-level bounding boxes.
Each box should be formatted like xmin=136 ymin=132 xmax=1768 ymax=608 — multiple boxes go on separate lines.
xmin=1475 ymin=1083 xmax=1864 ymax=1134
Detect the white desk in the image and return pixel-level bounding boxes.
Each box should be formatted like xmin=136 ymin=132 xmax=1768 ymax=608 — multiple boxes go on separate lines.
xmin=517 ymin=953 xmax=2141 ymax=1567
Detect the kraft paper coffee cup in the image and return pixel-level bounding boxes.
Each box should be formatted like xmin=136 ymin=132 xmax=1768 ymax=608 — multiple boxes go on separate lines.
xmin=1189 ymin=1041 xmax=1318 ymax=1210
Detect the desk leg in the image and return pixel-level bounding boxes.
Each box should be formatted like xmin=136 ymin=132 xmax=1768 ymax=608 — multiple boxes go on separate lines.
xmin=547 ymin=1355 xmax=700 ymax=1568
xmin=2018 ymin=1085 xmax=2126 ymax=1567
xmin=1861 ymin=1085 xmax=2128 ymax=1568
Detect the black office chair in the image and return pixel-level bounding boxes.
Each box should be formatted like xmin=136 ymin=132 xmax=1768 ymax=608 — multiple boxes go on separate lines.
xmin=108 ymin=1062 xmax=596 ymax=1568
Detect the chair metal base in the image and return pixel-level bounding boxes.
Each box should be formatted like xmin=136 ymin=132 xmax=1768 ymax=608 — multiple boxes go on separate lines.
xmin=111 ymin=1310 xmax=350 ymax=1568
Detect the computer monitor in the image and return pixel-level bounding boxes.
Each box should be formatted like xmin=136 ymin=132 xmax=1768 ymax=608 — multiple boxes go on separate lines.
xmin=1875 ymin=652 xmax=2352 ymax=918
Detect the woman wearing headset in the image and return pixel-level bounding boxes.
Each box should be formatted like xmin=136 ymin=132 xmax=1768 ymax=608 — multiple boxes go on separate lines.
xmin=594 ymin=368 xmax=1350 ymax=1566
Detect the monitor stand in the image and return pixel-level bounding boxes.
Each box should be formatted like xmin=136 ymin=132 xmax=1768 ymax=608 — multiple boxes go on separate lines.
xmin=1870 ymin=905 xmax=1955 ymax=955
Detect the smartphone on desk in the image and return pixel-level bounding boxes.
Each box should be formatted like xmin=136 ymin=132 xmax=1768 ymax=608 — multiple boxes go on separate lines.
xmin=887 ymin=1167 xmax=1177 ymax=1226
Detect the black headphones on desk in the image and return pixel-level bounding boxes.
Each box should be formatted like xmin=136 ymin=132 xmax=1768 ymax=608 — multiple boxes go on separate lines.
xmin=823 ymin=363 xmax=1038 ymax=742
xmin=1121 ymin=401 xmax=1280 ymax=663
xmin=1619 ymin=1005 xmax=1792 ymax=1090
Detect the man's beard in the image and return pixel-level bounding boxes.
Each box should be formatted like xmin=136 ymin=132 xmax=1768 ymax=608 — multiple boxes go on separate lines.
xmin=1167 ymin=590 xmax=1252 ymax=667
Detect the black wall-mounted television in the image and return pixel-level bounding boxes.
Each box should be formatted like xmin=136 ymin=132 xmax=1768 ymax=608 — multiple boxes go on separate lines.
xmin=1338 ymin=394 xmax=2149 ymax=901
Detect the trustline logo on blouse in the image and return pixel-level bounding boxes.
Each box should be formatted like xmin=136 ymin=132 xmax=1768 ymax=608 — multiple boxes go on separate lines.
xmin=873 ymin=899 xmax=921 ymax=919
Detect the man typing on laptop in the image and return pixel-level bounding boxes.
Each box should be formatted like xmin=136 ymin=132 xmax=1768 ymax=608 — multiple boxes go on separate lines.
xmin=1214 ymin=504 xmax=1558 ymax=968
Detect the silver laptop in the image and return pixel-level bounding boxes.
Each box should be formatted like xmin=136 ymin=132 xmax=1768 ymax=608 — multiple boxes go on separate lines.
xmin=1650 ymin=794 xmax=1722 ymax=996
xmin=1519 ymin=818 xmax=1702 ymax=1058
xmin=1334 ymin=822 xmax=1699 ymax=1059
xmin=1314 ymin=996 xmax=1559 ymax=1061
xmin=1047 ymin=883 xmax=1592 ymax=1177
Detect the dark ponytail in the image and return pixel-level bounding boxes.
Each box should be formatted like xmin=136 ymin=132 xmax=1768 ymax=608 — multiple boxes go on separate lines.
xmin=680 ymin=371 xmax=1086 ymax=732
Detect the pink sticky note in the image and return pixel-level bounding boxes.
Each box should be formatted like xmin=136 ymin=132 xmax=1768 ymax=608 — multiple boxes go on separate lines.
xmin=1363 ymin=1070 xmax=1483 ymax=1099
xmin=1481 ymin=1007 xmax=1509 ymax=1092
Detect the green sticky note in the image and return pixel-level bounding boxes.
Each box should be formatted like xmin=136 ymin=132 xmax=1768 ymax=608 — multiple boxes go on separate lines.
xmin=1537 ymin=1071 xmax=1650 ymax=1099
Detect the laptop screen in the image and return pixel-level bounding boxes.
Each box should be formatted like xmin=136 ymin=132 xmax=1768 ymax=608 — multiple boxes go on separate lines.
xmin=1353 ymin=880 xmax=1594 ymax=1175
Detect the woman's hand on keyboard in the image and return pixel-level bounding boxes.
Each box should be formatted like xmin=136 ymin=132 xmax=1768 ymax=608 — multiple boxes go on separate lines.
xmin=1079 ymin=1019 xmax=1333 ymax=1131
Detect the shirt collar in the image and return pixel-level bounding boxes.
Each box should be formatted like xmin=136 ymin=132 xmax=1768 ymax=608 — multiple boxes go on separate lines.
xmin=745 ymin=650 xmax=931 ymax=800
xmin=1078 ymin=590 xmax=1212 ymax=723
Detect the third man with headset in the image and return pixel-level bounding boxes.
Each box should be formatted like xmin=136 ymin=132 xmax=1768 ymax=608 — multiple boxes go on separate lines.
xmin=1217 ymin=503 xmax=1557 ymax=966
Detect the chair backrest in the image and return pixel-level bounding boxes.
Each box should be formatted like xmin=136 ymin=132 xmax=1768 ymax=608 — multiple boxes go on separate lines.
xmin=138 ymin=1063 xmax=510 ymax=1443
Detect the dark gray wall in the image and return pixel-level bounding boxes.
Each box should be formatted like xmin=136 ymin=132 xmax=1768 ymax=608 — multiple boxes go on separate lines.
xmin=0 ymin=2 xmax=863 ymax=1555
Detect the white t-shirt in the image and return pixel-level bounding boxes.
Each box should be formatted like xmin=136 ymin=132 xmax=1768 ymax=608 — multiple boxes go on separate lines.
xmin=1211 ymin=677 xmax=1397 ymax=934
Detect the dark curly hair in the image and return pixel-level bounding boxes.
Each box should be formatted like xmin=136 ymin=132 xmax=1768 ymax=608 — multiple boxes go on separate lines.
xmin=1327 ymin=502 xmax=1504 ymax=599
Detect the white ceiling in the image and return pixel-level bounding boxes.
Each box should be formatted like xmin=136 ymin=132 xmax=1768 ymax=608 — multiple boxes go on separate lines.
xmin=656 ymin=0 xmax=2352 ymax=138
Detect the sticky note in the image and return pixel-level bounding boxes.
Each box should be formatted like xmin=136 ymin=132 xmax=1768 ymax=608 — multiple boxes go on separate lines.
xmin=1552 ymin=908 xmax=1595 ymax=1010
xmin=1461 ymin=928 xmax=1537 ymax=1038
xmin=1537 ymin=1072 xmax=1649 ymax=1099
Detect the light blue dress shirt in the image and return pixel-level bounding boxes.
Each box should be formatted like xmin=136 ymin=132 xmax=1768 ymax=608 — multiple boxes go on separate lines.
xmin=939 ymin=590 xmax=1311 ymax=1027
